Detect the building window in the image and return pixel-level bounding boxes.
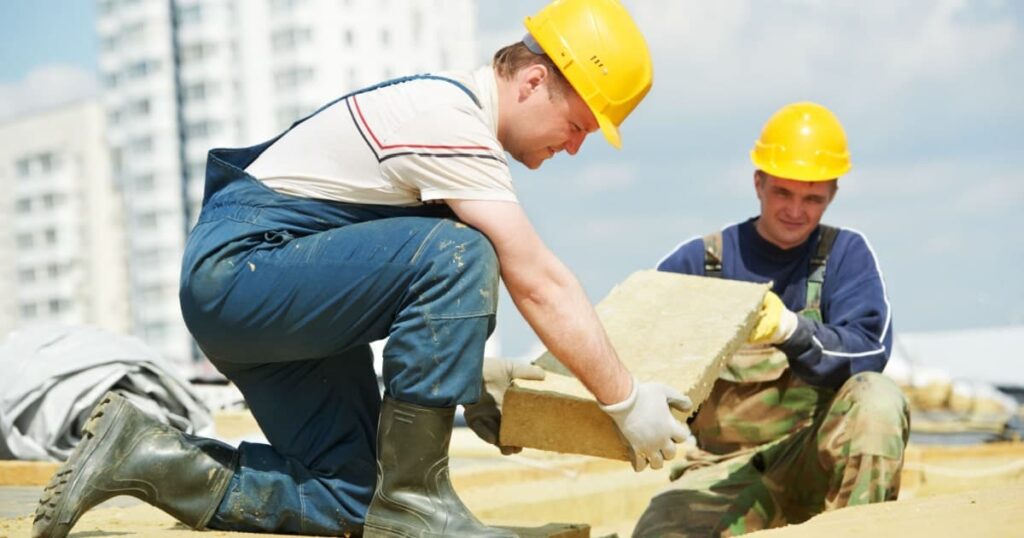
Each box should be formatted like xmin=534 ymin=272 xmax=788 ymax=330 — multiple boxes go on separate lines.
xmin=186 ymin=120 xmax=218 ymax=139
xmin=131 ymin=136 xmax=154 ymax=154
xmin=177 ymin=4 xmax=202 ymax=25
xmin=20 ymin=303 xmax=38 ymax=319
xmin=188 ymin=161 xmax=206 ymax=182
xmin=101 ymin=34 xmax=119 ymax=51
xmin=139 ymin=284 xmax=166 ymax=304
xmin=15 ymin=152 xmax=57 ymax=178
xmin=44 ymin=228 xmax=58 ymax=245
xmin=103 ymin=71 xmax=120 ymax=89
xmin=270 ymin=0 xmax=307 ymax=12
xmin=274 ymin=67 xmax=314 ymax=90
xmin=137 ymin=211 xmax=159 ymax=229
xmin=15 ymin=198 xmax=31 ymax=213
xmin=136 ymin=248 xmax=162 ymax=267
xmin=134 ymin=173 xmax=156 ymax=192
xmin=142 ymin=321 xmax=168 ymax=343
xmin=16 ymin=233 xmax=34 ymax=248
xmin=42 ymin=193 xmax=63 ymax=209
xmin=129 ymin=98 xmax=151 ymax=117
xmin=48 ymin=298 xmax=70 ymax=314
xmin=183 ymin=81 xmax=212 ymax=102
xmin=380 ymin=28 xmax=391 ymax=48
xmin=17 ymin=269 xmax=35 ymax=283
xmin=180 ymin=42 xmax=215 ymax=64
xmin=126 ymin=60 xmax=159 ymax=79
xmin=275 ymin=105 xmax=307 ymax=130
xmin=343 ymin=29 xmax=355 ymax=47
xmin=272 ymin=27 xmax=312 ymax=51
xmin=121 ymin=22 xmax=147 ymax=48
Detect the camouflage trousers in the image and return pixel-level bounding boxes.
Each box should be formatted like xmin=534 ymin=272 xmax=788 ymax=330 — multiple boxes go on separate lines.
xmin=633 ymin=371 xmax=910 ymax=537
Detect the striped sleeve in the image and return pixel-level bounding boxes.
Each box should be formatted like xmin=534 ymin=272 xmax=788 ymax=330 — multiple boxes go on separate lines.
xmin=370 ymin=99 xmax=517 ymax=204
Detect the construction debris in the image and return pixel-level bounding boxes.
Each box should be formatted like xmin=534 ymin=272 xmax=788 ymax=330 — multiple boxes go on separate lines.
xmin=501 ymin=271 xmax=767 ymax=459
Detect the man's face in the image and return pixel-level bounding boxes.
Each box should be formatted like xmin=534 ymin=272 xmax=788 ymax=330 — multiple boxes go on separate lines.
xmin=754 ymin=172 xmax=837 ymax=250
xmin=504 ymin=67 xmax=599 ymax=170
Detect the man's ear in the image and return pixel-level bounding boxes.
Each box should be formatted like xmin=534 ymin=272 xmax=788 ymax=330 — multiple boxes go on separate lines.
xmin=518 ymin=64 xmax=549 ymax=101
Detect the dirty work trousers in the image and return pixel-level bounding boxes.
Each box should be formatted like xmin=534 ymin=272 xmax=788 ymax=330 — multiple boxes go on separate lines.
xmin=178 ymin=140 xmax=498 ymax=535
xmin=632 ymin=372 xmax=910 ymax=537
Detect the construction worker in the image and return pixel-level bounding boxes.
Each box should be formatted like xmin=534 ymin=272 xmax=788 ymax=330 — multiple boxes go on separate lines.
xmin=633 ymin=102 xmax=911 ymax=536
xmin=32 ymin=1 xmax=691 ymax=537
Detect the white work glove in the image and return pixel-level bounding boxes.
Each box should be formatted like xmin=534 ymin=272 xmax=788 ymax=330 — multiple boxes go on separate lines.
xmin=463 ymin=357 xmax=546 ymax=455
xmin=600 ymin=376 xmax=693 ymax=472
xmin=748 ymin=291 xmax=799 ymax=345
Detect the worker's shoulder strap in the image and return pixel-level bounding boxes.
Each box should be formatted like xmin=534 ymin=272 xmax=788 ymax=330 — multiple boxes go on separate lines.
xmin=702 ymin=225 xmax=839 ymax=317
xmin=702 ymin=231 xmax=724 ymax=278
xmin=804 ymin=224 xmax=839 ymax=321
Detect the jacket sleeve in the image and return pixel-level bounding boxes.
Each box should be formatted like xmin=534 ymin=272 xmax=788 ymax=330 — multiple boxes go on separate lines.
xmin=778 ymin=231 xmax=893 ymax=389
xmin=655 ymin=236 xmax=706 ymax=275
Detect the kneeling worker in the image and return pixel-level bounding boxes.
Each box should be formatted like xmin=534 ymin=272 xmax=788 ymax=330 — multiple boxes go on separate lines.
xmin=33 ymin=1 xmax=689 ymax=537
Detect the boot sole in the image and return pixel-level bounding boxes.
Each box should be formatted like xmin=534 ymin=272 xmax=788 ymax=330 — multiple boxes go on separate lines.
xmin=364 ymin=519 xmax=521 ymax=538
xmin=32 ymin=392 xmax=128 ymax=538
xmin=364 ymin=520 xmax=585 ymax=538
xmin=364 ymin=520 xmax=446 ymax=538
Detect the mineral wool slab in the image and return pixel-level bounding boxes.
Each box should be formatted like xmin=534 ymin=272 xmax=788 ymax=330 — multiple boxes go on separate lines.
xmin=500 ymin=271 xmax=768 ymax=460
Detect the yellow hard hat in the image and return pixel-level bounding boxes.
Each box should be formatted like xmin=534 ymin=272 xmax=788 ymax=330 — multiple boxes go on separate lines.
xmin=524 ymin=0 xmax=653 ymax=149
xmin=750 ymin=102 xmax=852 ymax=182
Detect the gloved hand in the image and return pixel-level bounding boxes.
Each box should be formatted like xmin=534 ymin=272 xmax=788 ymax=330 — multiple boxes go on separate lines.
xmin=600 ymin=376 xmax=693 ymax=472
xmin=463 ymin=357 xmax=546 ymax=455
xmin=748 ymin=291 xmax=798 ymax=345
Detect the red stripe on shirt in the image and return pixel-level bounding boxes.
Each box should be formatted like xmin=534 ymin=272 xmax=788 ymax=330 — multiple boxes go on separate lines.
xmin=351 ymin=94 xmax=494 ymax=152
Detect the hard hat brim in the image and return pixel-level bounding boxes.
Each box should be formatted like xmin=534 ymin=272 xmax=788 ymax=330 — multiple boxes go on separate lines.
xmin=596 ymin=112 xmax=622 ymax=149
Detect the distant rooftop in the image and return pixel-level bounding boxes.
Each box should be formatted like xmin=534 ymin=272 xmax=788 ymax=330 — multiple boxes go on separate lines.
xmin=891 ymin=325 xmax=1024 ymax=387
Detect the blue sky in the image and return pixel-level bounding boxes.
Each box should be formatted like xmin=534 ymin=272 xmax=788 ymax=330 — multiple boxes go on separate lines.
xmin=2 ymin=1 xmax=1022 ymax=359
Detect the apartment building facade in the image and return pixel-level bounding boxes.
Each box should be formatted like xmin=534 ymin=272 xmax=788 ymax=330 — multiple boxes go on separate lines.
xmin=0 ymin=100 xmax=131 ymax=338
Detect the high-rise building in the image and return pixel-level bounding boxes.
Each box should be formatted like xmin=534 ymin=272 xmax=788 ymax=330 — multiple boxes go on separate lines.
xmin=96 ymin=0 xmax=477 ymax=376
xmin=0 ymin=100 xmax=131 ymax=338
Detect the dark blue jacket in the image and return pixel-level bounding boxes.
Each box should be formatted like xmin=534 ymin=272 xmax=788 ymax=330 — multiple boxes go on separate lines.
xmin=656 ymin=217 xmax=893 ymax=389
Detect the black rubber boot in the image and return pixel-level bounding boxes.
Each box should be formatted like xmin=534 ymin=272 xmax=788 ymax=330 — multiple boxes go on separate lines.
xmin=363 ymin=396 xmax=516 ymax=538
xmin=32 ymin=391 xmax=236 ymax=538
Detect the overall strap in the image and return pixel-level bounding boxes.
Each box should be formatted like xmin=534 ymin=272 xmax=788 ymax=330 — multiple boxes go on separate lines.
xmin=802 ymin=224 xmax=839 ymax=322
xmin=702 ymin=231 xmax=724 ymax=278
xmin=293 ymin=73 xmax=481 ymax=133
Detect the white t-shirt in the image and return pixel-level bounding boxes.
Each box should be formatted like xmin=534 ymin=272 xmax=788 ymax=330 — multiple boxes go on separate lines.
xmin=245 ymin=66 xmax=516 ymax=207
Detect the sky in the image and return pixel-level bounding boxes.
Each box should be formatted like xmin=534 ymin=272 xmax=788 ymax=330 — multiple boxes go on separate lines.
xmin=1 ymin=0 xmax=1023 ymax=359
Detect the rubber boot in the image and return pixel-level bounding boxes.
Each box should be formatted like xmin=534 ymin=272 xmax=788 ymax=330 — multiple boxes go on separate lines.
xmin=32 ymin=391 xmax=236 ymax=538
xmin=363 ymin=396 xmax=516 ymax=537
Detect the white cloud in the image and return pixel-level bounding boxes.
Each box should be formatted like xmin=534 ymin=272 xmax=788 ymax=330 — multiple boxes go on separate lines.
xmin=570 ymin=162 xmax=638 ymax=194
xmin=951 ymin=172 xmax=1024 ymax=215
xmin=627 ymin=0 xmax=1022 ymax=119
xmin=0 ymin=64 xmax=98 ymax=122
xmin=922 ymin=230 xmax=968 ymax=256
xmin=888 ymin=0 xmax=1018 ymax=83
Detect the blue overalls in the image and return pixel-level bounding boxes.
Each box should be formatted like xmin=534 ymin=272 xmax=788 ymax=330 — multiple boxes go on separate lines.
xmin=178 ymin=77 xmax=499 ymax=534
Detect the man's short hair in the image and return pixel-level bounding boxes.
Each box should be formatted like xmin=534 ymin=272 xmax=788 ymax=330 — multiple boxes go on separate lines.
xmin=757 ymin=170 xmax=839 ymax=198
xmin=492 ymin=41 xmax=571 ymax=96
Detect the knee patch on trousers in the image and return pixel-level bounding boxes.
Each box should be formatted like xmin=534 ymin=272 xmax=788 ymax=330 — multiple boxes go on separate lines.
xmin=413 ymin=220 xmax=499 ymax=318
xmin=821 ymin=372 xmax=909 ymax=460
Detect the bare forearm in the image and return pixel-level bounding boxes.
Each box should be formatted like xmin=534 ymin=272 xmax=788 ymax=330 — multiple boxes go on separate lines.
xmin=504 ymin=260 xmax=632 ymax=405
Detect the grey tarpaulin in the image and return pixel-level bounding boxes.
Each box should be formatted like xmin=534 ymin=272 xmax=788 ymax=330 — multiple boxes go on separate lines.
xmin=0 ymin=323 xmax=215 ymax=461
